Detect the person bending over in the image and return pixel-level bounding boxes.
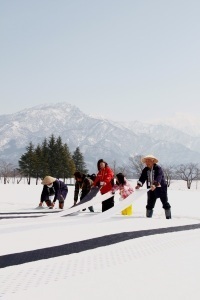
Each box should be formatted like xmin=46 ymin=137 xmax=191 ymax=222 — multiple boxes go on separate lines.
xmin=39 ymin=176 xmax=68 ymax=209
xmin=73 ymin=171 xmax=94 ymax=212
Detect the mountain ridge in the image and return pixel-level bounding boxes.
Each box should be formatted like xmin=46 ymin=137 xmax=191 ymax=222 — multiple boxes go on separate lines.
xmin=0 ymin=102 xmax=200 ymax=172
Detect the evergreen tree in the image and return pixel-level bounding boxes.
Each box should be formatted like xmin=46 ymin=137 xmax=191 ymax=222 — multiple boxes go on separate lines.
xmin=62 ymin=143 xmax=76 ymax=179
xmin=40 ymin=138 xmax=50 ymax=177
xmin=18 ymin=142 xmax=36 ymax=184
xmin=54 ymin=136 xmax=65 ymax=178
xmin=34 ymin=145 xmax=43 ymax=184
xmin=47 ymin=134 xmax=57 ymax=176
xmin=18 ymin=136 xmax=86 ymax=181
xmin=72 ymin=147 xmax=88 ymax=174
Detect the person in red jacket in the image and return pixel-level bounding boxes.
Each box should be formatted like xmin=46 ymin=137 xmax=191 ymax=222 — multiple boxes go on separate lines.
xmin=92 ymin=159 xmax=115 ymax=212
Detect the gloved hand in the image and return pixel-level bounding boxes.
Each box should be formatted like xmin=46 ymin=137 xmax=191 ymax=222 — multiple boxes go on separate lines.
xmin=100 ymin=181 xmax=105 ymax=186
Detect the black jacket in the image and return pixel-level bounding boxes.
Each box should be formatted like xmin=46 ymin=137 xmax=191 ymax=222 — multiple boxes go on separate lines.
xmin=41 ymin=179 xmax=68 ymax=203
xmin=137 ymin=164 xmax=167 ymax=189
xmin=74 ymin=176 xmax=93 ymax=203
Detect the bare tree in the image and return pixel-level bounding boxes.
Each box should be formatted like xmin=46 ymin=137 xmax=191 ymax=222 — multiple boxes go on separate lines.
xmin=111 ymin=160 xmax=129 ymax=176
xmin=117 ymin=166 xmax=129 ymax=176
xmin=195 ymin=167 xmax=200 ymax=189
xmin=0 ymin=160 xmax=14 ymax=184
xmin=111 ymin=160 xmax=117 ymax=175
xmin=128 ymin=155 xmax=144 ymax=178
xmin=12 ymin=167 xmax=23 ymax=184
xmin=161 ymin=164 xmax=175 ymax=187
xmin=175 ymin=163 xmax=199 ymax=189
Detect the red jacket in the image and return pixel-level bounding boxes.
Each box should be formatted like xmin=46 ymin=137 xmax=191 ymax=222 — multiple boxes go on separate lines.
xmin=93 ymin=166 xmax=114 ymax=194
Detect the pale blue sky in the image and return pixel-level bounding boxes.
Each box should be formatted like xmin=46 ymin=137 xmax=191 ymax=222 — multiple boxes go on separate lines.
xmin=1 ymin=0 xmax=200 ymax=121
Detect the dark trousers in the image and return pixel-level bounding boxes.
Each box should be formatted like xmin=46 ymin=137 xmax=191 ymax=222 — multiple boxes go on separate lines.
xmin=102 ymin=196 xmax=114 ymax=212
xmin=146 ymin=187 xmax=171 ymax=210
xmin=80 ymin=195 xmax=94 ymax=212
xmin=59 ymin=190 xmax=68 ymax=202
xmin=57 ymin=190 xmax=68 ymax=209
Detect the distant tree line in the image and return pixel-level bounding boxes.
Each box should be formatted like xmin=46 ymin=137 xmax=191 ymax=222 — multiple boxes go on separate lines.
xmin=0 ymin=141 xmax=200 ymax=189
xmin=0 ymin=135 xmax=88 ymax=184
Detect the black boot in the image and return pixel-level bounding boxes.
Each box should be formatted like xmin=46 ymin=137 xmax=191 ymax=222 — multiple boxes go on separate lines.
xmin=89 ymin=206 xmax=94 ymax=212
xmin=146 ymin=209 xmax=153 ymax=218
xmin=165 ymin=208 xmax=171 ymax=219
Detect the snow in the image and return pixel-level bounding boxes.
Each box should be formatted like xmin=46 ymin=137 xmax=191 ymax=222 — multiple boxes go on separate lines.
xmin=0 ymin=180 xmax=200 ymax=300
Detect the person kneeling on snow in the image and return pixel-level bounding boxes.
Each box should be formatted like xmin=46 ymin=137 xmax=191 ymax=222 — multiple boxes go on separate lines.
xmin=112 ymin=173 xmax=134 ymax=215
xmin=39 ymin=176 xmax=68 ymax=209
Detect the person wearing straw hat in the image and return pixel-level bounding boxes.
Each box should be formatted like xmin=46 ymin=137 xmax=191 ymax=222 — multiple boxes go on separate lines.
xmin=38 ymin=176 xmax=68 ymax=209
xmin=135 ymin=155 xmax=171 ymax=219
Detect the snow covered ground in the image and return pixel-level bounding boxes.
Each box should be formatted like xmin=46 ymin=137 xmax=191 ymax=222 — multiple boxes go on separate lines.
xmin=0 ymin=180 xmax=200 ymax=300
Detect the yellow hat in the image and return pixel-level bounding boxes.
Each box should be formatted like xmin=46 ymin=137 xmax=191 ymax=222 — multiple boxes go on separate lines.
xmin=41 ymin=176 xmax=56 ymax=185
xmin=141 ymin=154 xmax=158 ymax=164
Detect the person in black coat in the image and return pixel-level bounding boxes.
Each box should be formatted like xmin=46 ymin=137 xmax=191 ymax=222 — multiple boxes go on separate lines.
xmin=39 ymin=176 xmax=68 ymax=209
xmin=135 ymin=155 xmax=171 ymax=219
xmin=73 ymin=171 xmax=94 ymax=212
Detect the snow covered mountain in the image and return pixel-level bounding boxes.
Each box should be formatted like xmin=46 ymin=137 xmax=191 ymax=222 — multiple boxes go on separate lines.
xmin=153 ymin=113 xmax=200 ymax=137
xmin=0 ymin=102 xmax=200 ymax=172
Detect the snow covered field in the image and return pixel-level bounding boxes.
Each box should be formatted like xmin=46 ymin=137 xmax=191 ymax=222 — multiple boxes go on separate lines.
xmin=0 ymin=180 xmax=200 ymax=300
